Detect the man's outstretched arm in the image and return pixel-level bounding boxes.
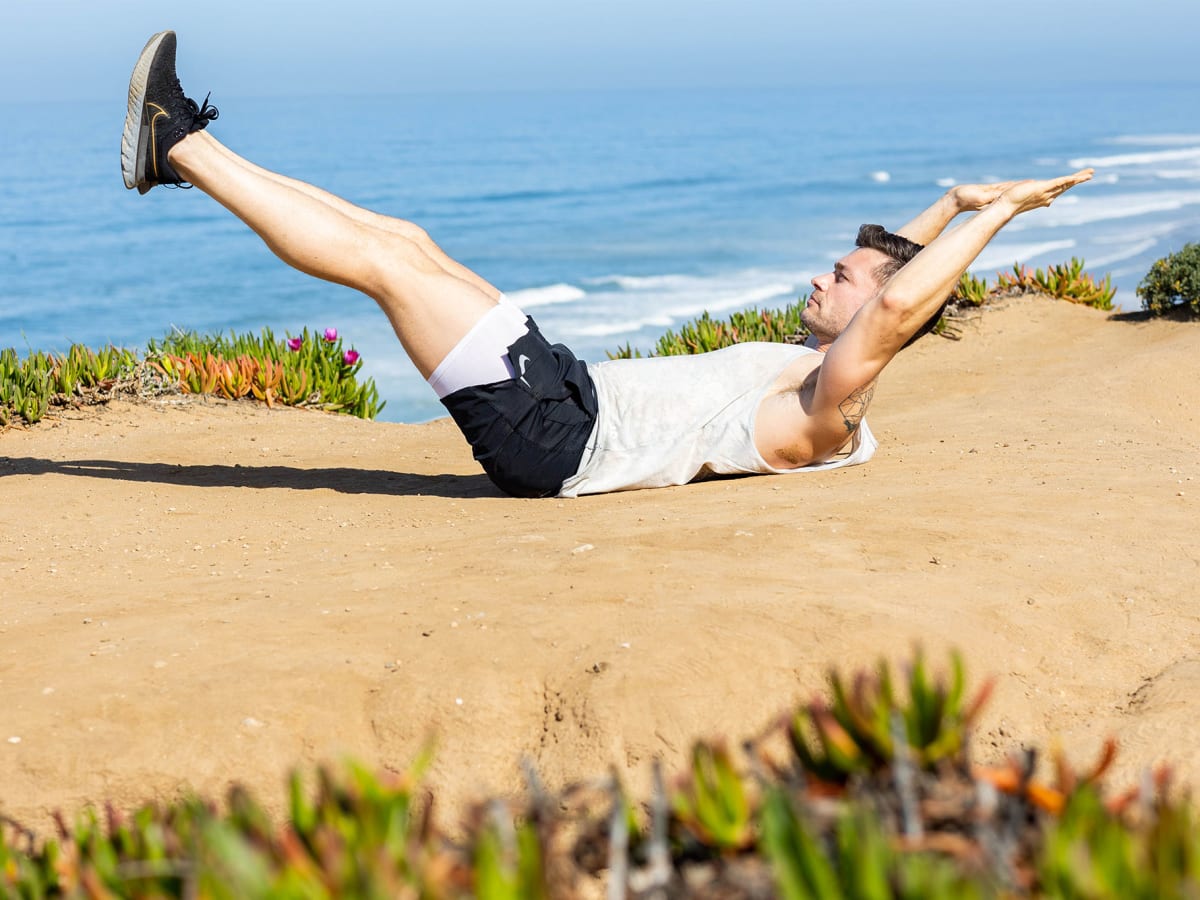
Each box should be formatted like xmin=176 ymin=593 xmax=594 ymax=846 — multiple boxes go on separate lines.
xmin=814 ymin=169 xmax=1095 ymax=421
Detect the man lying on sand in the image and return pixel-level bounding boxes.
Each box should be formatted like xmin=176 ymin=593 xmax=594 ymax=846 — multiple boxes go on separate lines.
xmin=122 ymin=32 xmax=1093 ymax=498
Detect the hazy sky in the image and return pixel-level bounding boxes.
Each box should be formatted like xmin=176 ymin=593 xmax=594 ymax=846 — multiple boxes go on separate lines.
xmin=2 ymin=0 xmax=1198 ymax=103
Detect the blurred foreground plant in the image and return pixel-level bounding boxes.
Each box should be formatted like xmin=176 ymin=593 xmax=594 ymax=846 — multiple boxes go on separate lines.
xmin=3 ymin=651 xmax=1197 ymax=898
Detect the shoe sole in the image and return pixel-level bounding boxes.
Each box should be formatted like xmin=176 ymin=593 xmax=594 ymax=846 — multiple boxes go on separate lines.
xmin=121 ymin=30 xmax=172 ymax=193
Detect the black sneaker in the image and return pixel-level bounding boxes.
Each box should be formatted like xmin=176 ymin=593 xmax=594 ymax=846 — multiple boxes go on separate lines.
xmin=121 ymin=31 xmax=219 ymax=194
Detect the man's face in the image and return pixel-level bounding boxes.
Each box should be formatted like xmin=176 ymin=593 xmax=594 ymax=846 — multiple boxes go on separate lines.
xmin=801 ymin=247 xmax=890 ymax=346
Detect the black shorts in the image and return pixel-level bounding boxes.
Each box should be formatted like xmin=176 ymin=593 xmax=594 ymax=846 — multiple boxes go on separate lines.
xmin=440 ymin=318 xmax=598 ymax=498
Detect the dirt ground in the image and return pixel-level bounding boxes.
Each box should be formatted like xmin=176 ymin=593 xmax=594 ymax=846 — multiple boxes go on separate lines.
xmin=1 ymin=295 xmax=1197 ymax=833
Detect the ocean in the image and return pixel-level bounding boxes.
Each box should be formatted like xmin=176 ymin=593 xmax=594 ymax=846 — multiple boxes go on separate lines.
xmin=2 ymin=83 xmax=1198 ymax=423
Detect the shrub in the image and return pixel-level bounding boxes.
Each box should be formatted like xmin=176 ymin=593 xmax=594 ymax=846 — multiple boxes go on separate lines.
xmin=1137 ymin=243 xmax=1200 ymax=317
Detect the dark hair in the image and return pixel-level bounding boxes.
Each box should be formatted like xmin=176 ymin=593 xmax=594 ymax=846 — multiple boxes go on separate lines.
xmin=855 ymin=224 xmax=949 ymax=349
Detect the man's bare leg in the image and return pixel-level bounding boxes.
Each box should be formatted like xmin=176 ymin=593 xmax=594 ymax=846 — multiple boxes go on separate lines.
xmin=199 ymin=137 xmax=502 ymax=302
xmin=167 ymin=130 xmax=500 ymax=378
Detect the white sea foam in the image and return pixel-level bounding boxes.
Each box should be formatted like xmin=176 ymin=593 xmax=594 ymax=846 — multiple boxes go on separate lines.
xmin=1068 ymin=147 xmax=1200 ymax=168
xmin=1083 ymin=239 xmax=1159 ymax=268
xmin=972 ymin=239 xmax=1078 ymax=272
xmin=1152 ymin=169 xmax=1200 ymax=180
xmin=1105 ymin=134 xmax=1200 ymax=146
xmin=1093 ymin=221 xmax=1180 ymax=243
xmin=555 ymin=269 xmax=808 ymax=342
xmin=568 ymin=315 xmax=674 ymax=338
xmin=935 ymin=177 xmax=957 ymax=187
xmin=592 ymin=273 xmax=691 ymax=291
xmin=663 ymin=283 xmax=796 ymax=321
xmin=869 ymin=171 xmax=891 ymax=183
xmin=1005 ymin=190 xmax=1200 ymax=230
xmin=506 ymin=282 xmax=587 ymax=308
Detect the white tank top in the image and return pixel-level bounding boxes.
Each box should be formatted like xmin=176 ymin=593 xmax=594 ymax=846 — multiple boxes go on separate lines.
xmin=558 ymin=342 xmax=877 ymax=497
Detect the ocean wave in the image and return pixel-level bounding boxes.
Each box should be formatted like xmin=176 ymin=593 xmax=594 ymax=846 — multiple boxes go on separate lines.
xmin=557 ymin=274 xmax=803 ymax=341
xmin=471 ymin=187 xmax=578 ymax=204
xmin=971 ymin=239 xmax=1077 ymax=272
xmin=1105 ymin=134 xmax=1200 ymax=146
xmin=587 ymin=273 xmax=692 ymax=291
xmin=663 ymin=283 xmax=797 ymax=320
xmin=1152 ymin=169 xmax=1200 ymax=180
xmin=624 ymin=174 xmax=730 ymax=192
xmin=462 ymin=173 xmax=729 ymax=206
xmin=869 ymin=171 xmax=891 ymax=183
xmin=506 ymin=282 xmax=587 ymax=307
xmin=566 ymin=315 xmax=674 ymax=338
xmin=1084 ymin=238 xmax=1159 ymax=268
xmin=1068 ymin=147 xmax=1200 ymax=168
xmin=935 ymin=177 xmax=957 ymax=187
xmin=1006 ymin=190 xmax=1200 ymax=230
xmin=1093 ymin=220 xmax=1183 ymax=243
xmin=588 ymin=270 xmax=808 ymax=295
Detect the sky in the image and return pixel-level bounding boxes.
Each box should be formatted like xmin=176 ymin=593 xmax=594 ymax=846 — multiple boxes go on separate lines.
xmin=2 ymin=0 xmax=1198 ymax=104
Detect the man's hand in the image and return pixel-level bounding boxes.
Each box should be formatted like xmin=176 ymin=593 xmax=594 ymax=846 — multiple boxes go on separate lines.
xmin=949 ymin=180 xmax=1020 ymax=212
xmin=998 ymin=168 xmax=1095 ymax=216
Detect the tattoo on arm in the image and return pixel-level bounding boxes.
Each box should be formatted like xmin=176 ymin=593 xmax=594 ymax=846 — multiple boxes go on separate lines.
xmin=838 ymin=382 xmax=875 ymax=434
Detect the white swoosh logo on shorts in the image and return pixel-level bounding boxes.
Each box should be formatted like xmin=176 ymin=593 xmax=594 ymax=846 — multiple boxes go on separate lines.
xmin=518 ymin=354 xmax=531 ymax=385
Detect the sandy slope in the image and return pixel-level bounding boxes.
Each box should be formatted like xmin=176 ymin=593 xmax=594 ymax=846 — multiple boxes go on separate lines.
xmin=1 ymin=295 xmax=1197 ymax=832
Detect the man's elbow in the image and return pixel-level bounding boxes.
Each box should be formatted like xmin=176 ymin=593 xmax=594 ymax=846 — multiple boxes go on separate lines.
xmin=875 ymin=290 xmax=920 ymax=332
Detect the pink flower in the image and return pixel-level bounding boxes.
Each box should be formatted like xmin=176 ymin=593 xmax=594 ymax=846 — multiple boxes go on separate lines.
xmin=323 ymin=328 xmax=338 ymax=342
xmin=343 ymin=349 xmax=360 ymax=366
xmin=286 ymin=337 xmax=303 ymax=351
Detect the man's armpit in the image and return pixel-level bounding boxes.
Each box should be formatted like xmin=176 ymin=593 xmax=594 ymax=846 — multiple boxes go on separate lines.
xmin=838 ymin=381 xmax=876 ymax=434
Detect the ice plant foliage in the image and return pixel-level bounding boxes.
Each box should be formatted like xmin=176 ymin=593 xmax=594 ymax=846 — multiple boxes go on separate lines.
xmin=0 ymin=345 xmax=138 ymax=426
xmin=0 ymin=328 xmax=384 ymax=427
xmin=3 ymin=650 xmax=1197 ymax=898
xmin=147 ymin=326 xmax=382 ymax=418
xmin=990 ymin=259 xmax=1115 ymax=310
xmin=608 ymin=302 xmax=809 ymax=359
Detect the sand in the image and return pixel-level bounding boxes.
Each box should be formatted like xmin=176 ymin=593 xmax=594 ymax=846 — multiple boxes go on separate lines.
xmin=1 ymin=295 xmax=1198 ymax=833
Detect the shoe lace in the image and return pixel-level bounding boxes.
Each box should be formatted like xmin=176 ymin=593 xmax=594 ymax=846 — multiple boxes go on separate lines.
xmin=186 ymin=92 xmax=220 ymax=130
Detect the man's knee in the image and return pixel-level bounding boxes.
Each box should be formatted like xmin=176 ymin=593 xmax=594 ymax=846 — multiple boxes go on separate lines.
xmin=358 ymin=229 xmax=441 ymax=293
xmin=385 ymin=218 xmax=440 ymax=255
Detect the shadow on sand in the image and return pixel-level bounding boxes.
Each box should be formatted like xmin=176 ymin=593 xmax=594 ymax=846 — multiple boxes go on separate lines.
xmin=0 ymin=457 xmax=502 ymax=499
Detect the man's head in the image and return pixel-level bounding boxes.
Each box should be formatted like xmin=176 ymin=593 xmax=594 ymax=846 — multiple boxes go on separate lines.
xmin=802 ymin=224 xmax=947 ymax=350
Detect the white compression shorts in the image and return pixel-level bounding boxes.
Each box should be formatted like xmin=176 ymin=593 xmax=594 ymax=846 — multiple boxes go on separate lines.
xmin=426 ymin=295 xmax=530 ymax=399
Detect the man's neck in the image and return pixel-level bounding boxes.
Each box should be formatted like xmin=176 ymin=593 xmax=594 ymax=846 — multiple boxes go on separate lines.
xmin=804 ymin=334 xmax=830 ymax=353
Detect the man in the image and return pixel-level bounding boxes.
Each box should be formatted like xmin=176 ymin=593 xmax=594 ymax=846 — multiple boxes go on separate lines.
xmin=122 ymin=32 xmax=1093 ymax=498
